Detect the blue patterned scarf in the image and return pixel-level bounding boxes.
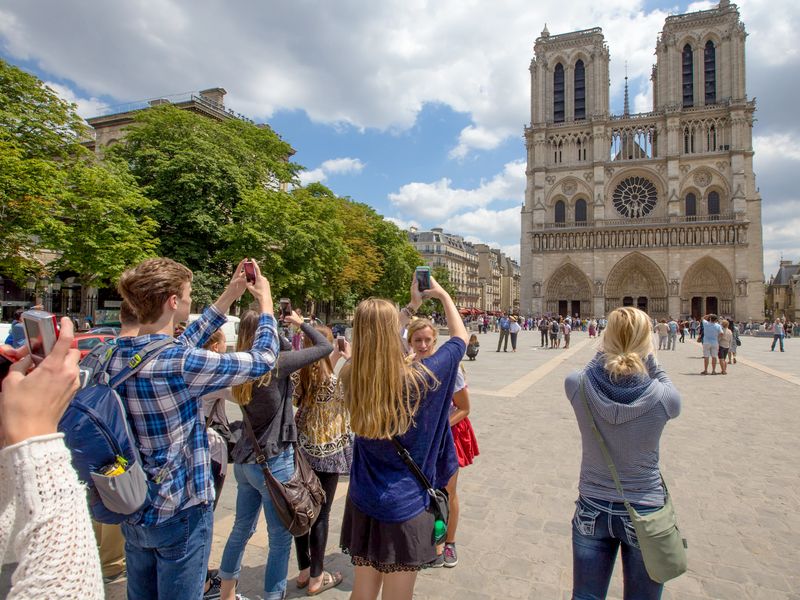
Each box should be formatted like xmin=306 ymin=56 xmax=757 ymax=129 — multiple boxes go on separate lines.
xmin=585 ymin=356 xmax=652 ymax=405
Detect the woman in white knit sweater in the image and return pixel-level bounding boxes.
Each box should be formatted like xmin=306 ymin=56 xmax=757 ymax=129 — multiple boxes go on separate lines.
xmin=0 ymin=318 xmax=103 ymax=600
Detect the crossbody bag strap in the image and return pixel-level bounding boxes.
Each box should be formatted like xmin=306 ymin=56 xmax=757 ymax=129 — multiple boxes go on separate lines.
xmin=391 ymin=437 xmax=434 ymax=492
xmin=108 ymin=338 xmax=178 ymax=388
xmin=241 ymin=408 xmax=281 ymax=483
xmin=578 ymin=374 xmax=630 ymax=505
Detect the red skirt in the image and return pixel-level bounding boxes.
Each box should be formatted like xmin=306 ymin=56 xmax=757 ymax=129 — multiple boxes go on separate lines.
xmin=452 ymin=417 xmax=479 ymax=467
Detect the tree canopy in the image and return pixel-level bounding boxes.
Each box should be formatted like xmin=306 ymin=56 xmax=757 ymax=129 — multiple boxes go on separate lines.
xmin=0 ymin=59 xmax=158 ymax=285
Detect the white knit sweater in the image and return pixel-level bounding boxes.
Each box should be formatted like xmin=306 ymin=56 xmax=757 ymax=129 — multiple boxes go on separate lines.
xmin=0 ymin=433 xmax=103 ymax=599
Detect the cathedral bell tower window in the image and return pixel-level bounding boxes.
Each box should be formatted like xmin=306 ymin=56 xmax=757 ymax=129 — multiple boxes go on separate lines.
xmin=704 ymin=40 xmax=716 ymax=105
xmin=682 ymin=44 xmax=694 ymax=108
xmin=554 ymin=63 xmax=565 ymax=123
xmin=575 ymin=199 xmax=587 ymax=224
xmin=708 ymin=191 xmax=720 ymax=219
xmin=574 ymin=60 xmax=586 ymax=120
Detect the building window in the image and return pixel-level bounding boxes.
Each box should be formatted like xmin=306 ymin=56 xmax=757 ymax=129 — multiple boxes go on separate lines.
xmin=683 ymin=126 xmax=694 ymax=154
xmin=708 ymin=191 xmax=720 ymax=218
xmin=575 ymin=198 xmax=587 ymax=223
xmin=704 ymin=40 xmax=716 ymax=105
xmin=554 ymin=63 xmax=565 ymax=123
xmin=682 ymin=44 xmax=694 ymax=108
xmin=574 ymin=60 xmax=586 ymax=120
xmin=685 ymin=193 xmax=697 ymax=219
xmin=555 ymin=200 xmax=566 ymax=224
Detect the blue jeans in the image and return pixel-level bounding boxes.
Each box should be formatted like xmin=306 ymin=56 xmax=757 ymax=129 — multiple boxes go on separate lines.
xmin=771 ymin=335 xmax=785 ymax=351
xmin=122 ymin=502 xmax=214 ymax=600
xmin=572 ymin=496 xmax=664 ymax=600
xmin=220 ymin=448 xmax=294 ymax=600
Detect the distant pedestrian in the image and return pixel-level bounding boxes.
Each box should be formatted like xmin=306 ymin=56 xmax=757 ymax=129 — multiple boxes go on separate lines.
xmin=667 ymin=317 xmax=678 ymax=350
xmin=466 ymin=334 xmax=480 ymax=360
xmin=701 ymin=314 xmax=722 ymax=374
xmin=563 ymin=320 xmax=572 ymax=349
xmin=509 ymin=316 xmax=521 ymax=352
xmin=655 ymin=319 xmax=669 ymax=350
xmin=728 ymin=322 xmax=739 ymax=364
xmin=771 ymin=319 xmax=785 ymax=352
xmin=497 ymin=313 xmax=510 ymax=352
xmin=718 ymin=319 xmax=732 ymax=374
xmin=539 ymin=318 xmax=549 ymax=347
xmin=550 ymin=318 xmax=559 ymax=349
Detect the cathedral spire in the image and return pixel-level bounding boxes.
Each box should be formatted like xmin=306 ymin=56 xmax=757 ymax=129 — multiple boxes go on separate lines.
xmin=623 ymin=62 xmax=630 ymax=116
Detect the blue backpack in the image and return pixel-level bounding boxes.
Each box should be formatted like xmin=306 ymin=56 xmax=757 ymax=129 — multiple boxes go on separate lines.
xmin=59 ymin=338 xmax=176 ymax=524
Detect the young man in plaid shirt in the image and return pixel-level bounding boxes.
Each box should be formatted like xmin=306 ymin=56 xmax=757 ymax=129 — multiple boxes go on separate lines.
xmin=109 ymin=257 xmax=279 ymax=600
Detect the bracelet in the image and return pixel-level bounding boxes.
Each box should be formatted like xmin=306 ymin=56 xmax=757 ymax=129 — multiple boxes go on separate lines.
xmin=403 ymin=304 xmax=417 ymax=317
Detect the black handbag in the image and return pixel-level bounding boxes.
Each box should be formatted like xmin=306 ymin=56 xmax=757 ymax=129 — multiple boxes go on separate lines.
xmin=391 ymin=437 xmax=449 ymax=544
xmin=241 ymin=408 xmax=326 ymax=537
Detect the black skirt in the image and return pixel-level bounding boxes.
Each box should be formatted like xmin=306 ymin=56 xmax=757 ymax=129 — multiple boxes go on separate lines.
xmin=340 ymin=496 xmax=438 ymax=572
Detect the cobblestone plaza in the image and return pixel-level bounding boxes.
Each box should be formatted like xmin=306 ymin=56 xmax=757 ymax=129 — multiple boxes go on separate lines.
xmin=100 ymin=330 xmax=800 ymax=599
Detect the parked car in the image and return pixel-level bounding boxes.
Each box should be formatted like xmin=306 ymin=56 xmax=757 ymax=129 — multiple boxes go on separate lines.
xmin=71 ymin=333 xmax=116 ymax=359
xmin=89 ymin=326 xmax=121 ymax=336
xmin=187 ymin=313 xmax=240 ymax=351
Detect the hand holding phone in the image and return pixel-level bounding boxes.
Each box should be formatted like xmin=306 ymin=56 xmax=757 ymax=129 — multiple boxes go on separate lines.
xmin=243 ymin=260 xmax=256 ymax=284
xmin=279 ymin=298 xmax=292 ymax=319
xmin=337 ymin=335 xmax=346 ymax=352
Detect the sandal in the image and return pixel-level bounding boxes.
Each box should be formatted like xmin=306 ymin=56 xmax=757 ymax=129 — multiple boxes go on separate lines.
xmin=307 ymin=571 xmax=342 ymax=596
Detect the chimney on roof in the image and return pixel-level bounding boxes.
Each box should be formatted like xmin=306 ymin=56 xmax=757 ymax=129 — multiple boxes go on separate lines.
xmin=199 ymin=87 xmax=227 ymax=107
xmin=431 ymin=227 xmax=444 ymax=233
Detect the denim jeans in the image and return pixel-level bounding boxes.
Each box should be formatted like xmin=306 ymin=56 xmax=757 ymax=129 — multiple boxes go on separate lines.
xmin=771 ymin=335 xmax=785 ymax=351
xmin=572 ymin=496 xmax=664 ymax=600
xmin=122 ymin=502 xmax=214 ymax=600
xmin=219 ymin=448 xmax=295 ymax=600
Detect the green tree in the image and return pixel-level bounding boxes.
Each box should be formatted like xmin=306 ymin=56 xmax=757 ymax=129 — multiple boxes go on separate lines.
xmin=0 ymin=59 xmax=158 ymax=286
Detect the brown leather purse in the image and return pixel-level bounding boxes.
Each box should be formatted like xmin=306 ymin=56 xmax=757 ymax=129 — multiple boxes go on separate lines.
xmin=242 ymin=410 xmax=326 ymax=537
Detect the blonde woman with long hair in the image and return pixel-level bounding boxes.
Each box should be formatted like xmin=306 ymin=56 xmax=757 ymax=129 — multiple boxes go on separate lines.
xmin=339 ymin=275 xmax=468 ymax=600
xmin=217 ymin=310 xmax=333 ymax=600
xmin=406 ymin=318 xmax=479 ymax=569
xmin=565 ymin=307 xmax=681 ymax=599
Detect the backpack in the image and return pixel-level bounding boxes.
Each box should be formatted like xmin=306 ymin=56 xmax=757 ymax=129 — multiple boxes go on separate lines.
xmin=551 ymin=321 xmax=560 ymax=334
xmin=59 ymin=338 xmax=176 ymax=524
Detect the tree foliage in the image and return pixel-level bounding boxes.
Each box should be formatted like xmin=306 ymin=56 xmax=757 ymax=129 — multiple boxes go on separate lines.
xmin=0 ymin=59 xmax=158 ymax=285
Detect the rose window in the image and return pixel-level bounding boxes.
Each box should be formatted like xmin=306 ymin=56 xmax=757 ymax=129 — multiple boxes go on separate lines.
xmin=612 ymin=176 xmax=658 ymax=218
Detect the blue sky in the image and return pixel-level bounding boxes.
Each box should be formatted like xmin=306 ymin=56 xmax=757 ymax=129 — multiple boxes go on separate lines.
xmin=1 ymin=0 xmax=798 ymax=276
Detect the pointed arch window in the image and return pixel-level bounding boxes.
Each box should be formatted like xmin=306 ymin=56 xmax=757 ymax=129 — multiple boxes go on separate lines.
xmin=704 ymin=40 xmax=716 ymax=104
xmin=682 ymin=44 xmax=694 ymax=108
xmin=685 ymin=193 xmax=697 ymax=220
xmin=555 ymin=200 xmax=566 ymax=224
xmin=575 ymin=198 xmax=587 ymax=224
xmin=708 ymin=191 xmax=720 ymax=219
xmin=574 ymin=60 xmax=586 ymax=120
xmin=554 ymin=63 xmax=565 ymax=123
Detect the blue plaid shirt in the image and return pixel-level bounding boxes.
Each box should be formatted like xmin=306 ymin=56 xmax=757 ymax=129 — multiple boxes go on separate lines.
xmin=109 ymin=305 xmax=279 ymax=526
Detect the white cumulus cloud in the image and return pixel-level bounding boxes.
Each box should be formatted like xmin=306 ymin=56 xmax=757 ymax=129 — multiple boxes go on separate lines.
xmin=298 ymin=157 xmax=365 ymax=186
xmin=44 ymin=80 xmax=107 ymax=119
xmin=388 ymin=160 xmax=525 ymax=221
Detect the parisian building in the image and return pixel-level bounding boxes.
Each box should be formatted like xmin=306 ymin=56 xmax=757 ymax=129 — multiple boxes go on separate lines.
xmin=519 ymin=0 xmax=764 ymax=320
xmin=408 ymin=228 xmax=481 ymax=309
xmin=765 ymin=260 xmax=799 ymax=320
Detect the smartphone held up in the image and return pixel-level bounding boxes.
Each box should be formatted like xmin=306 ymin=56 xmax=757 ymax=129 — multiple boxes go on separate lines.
xmin=415 ymin=266 xmax=432 ymax=292
xmin=243 ymin=259 xmax=257 ymax=284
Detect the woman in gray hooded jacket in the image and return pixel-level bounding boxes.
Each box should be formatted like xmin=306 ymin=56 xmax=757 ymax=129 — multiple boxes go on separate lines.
xmin=565 ymin=306 xmax=681 ymax=600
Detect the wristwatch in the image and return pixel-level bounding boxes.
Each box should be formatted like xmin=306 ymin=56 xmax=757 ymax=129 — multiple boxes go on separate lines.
xmin=402 ymin=304 xmax=417 ymax=317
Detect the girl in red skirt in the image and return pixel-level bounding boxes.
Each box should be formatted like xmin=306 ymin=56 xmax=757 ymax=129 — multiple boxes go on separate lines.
xmin=407 ymin=319 xmax=480 ymax=568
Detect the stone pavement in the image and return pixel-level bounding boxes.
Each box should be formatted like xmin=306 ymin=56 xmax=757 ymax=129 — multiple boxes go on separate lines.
xmin=98 ymin=331 xmax=799 ymax=599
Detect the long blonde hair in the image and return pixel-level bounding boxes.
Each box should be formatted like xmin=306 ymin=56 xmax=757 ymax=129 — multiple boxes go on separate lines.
xmin=602 ymin=307 xmax=653 ymax=380
xmin=231 ymin=311 xmax=272 ymax=406
xmin=341 ymin=298 xmax=437 ymax=439
xmin=296 ymin=325 xmax=335 ymax=407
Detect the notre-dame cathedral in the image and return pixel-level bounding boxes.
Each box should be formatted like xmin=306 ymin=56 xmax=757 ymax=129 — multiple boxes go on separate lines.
xmin=519 ymin=0 xmax=764 ymax=321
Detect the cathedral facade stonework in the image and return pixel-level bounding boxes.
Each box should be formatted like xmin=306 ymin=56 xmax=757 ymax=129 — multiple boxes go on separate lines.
xmin=519 ymin=0 xmax=764 ymax=321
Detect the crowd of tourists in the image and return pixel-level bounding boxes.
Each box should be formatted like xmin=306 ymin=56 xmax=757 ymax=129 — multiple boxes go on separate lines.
xmin=15 ymin=253 xmax=785 ymax=598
